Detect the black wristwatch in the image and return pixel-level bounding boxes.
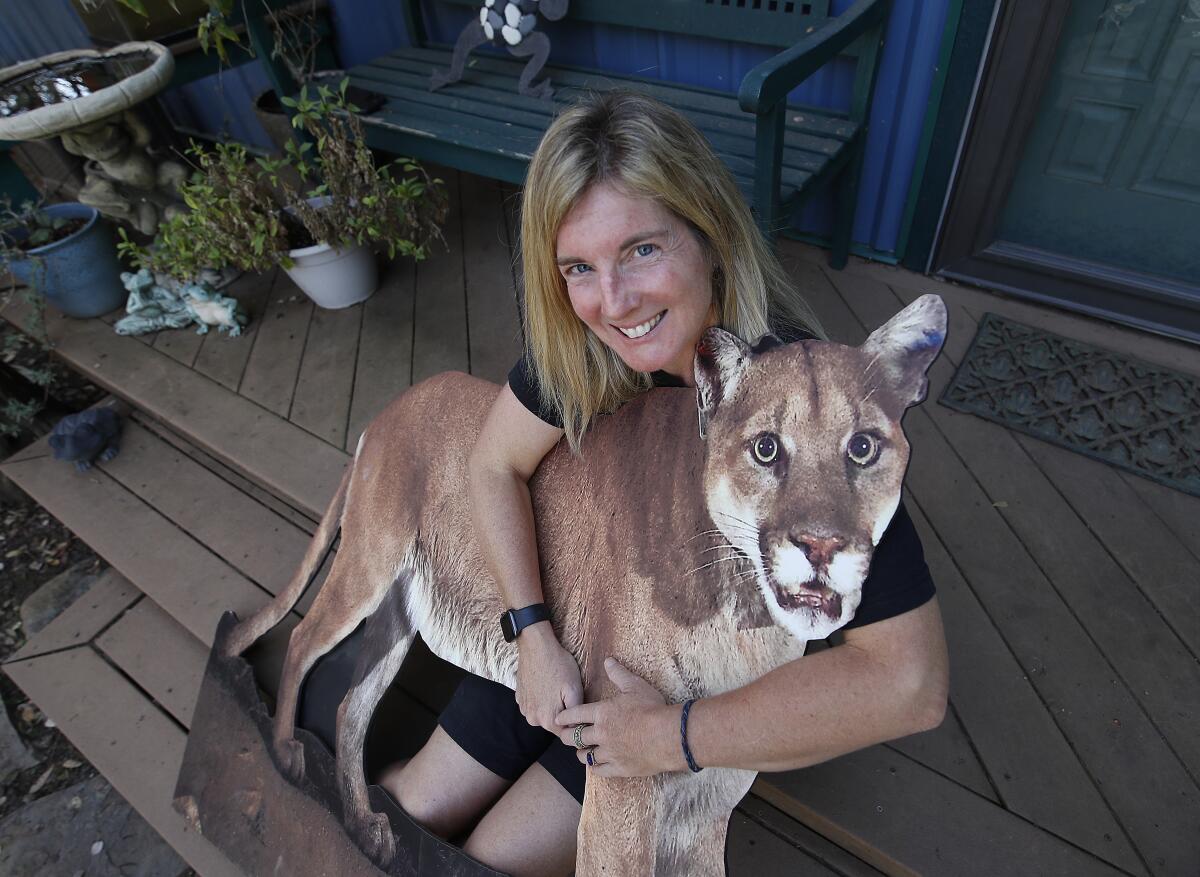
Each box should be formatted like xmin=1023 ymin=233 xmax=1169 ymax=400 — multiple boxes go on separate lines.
xmin=500 ymin=603 xmax=551 ymax=643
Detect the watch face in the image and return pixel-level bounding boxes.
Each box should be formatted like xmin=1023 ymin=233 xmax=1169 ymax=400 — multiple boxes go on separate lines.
xmin=500 ymin=610 xmax=517 ymax=643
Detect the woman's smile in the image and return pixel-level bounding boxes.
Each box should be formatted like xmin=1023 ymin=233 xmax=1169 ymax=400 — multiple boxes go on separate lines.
xmin=556 ymin=183 xmax=715 ymax=383
xmin=614 ymin=310 xmax=665 ymax=339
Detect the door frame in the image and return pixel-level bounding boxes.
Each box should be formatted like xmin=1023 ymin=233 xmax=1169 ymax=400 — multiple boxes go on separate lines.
xmin=933 ymin=0 xmax=1200 ymax=344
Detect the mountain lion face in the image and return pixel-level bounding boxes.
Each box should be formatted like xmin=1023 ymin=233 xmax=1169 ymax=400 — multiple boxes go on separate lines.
xmin=695 ymin=294 xmax=946 ymax=641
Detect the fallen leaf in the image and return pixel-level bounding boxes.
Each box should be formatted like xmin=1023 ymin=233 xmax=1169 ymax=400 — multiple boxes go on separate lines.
xmin=67 ymin=795 xmax=82 ymax=810
xmin=992 ymin=501 xmax=1008 ymax=508
xmin=62 ymin=759 xmax=82 ymax=769
xmin=43 ymin=718 xmax=56 ymax=729
xmin=29 ymin=766 xmax=54 ymax=794
xmin=90 ymin=840 xmax=104 ymax=856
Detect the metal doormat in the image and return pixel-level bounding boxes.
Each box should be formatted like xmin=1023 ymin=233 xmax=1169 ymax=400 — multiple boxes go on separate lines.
xmin=939 ymin=314 xmax=1200 ymax=498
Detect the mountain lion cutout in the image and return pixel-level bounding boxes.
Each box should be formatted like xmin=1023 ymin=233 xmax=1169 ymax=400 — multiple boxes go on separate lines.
xmin=223 ymin=293 xmax=947 ymax=875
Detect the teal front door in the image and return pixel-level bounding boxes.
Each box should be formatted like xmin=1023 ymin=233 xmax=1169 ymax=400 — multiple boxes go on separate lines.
xmin=998 ymin=0 xmax=1200 ymax=286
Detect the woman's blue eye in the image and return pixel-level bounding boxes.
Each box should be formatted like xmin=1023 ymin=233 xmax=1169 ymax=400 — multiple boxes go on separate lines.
xmin=635 ymin=243 xmax=656 ymax=257
xmin=565 ymin=264 xmax=591 ymax=276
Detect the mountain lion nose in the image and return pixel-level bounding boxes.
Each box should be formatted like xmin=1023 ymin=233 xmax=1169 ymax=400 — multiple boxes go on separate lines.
xmin=790 ymin=534 xmax=844 ymax=570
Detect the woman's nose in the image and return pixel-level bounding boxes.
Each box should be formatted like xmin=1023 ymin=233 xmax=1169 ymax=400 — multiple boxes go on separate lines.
xmin=599 ymin=270 xmax=635 ymax=318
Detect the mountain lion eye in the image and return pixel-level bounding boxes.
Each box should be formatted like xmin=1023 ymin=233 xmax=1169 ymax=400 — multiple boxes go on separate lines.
xmin=752 ymin=434 xmax=779 ymax=465
xmin=847 ymin=433 xmax=880 ymax=466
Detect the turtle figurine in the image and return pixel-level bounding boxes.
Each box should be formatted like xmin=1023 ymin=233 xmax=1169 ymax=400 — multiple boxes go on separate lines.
xmin=430 ymin=0 xmax=570 ymax=100
xmin=48 ymin=407 xmax=123 ymax=472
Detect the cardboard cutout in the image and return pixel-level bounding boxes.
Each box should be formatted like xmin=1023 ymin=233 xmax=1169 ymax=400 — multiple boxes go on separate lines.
xmin=176 ymin=294 xmax=947 ymax=876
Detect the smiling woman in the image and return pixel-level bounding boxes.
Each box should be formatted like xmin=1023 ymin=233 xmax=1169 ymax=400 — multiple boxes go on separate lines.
xmin=295 ymin=89 xmax=947 ymax=877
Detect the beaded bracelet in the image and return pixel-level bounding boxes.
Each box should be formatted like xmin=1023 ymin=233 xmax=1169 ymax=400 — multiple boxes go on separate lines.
xmin=680 ymin=698 xmax=702 ymax=773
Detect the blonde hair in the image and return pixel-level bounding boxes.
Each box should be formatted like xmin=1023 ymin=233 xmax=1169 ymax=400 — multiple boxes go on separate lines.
xmin=521 ymin=90 xmax=823 ymax=450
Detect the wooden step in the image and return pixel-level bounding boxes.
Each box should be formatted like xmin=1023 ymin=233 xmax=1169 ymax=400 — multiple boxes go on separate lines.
xmin=0 ymin=400 xmax=314 ymax=648
xmin=3 ymin=577 xmax=243 ymax=877
xmin=1 ymin=296 xmax=346 ymax=521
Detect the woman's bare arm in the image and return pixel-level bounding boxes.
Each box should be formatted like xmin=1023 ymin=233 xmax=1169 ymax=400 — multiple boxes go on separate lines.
xmin=557 ymin=598 xmax=949 ymax=775
xmin=468 ymin=384 xmax=581 ymax=731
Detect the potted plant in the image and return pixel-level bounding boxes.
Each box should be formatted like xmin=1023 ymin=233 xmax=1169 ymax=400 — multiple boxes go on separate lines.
xmin=1 ymin=197 xmax=126 ymax=319
xmin=125 ymin=79 xmax=446 ymax=309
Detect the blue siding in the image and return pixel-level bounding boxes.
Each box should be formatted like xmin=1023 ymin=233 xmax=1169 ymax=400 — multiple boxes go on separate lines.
xmin=2 ymin=0 xmax=950 ymax=255
xmin=0 ymin=0 xmax=91 ymax=66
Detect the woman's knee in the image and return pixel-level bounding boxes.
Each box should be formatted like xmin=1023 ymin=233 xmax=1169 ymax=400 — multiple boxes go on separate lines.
xmin=461 ymin=763 xmax=580 ymax=877
xmin=378 ymin=726 xmax=510 ymax=839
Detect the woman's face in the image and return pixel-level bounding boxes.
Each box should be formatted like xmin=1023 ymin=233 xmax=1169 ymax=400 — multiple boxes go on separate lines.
xmin=556 ymin=182 xmax=716 ymax=385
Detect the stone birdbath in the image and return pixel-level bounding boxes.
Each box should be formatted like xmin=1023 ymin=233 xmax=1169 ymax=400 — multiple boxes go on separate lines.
xmin=0 ymin=42 xmax=188 ymax=235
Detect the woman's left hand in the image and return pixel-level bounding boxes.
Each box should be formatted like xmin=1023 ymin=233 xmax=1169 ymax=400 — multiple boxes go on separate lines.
xmin=555 ymin=657 xmax=681 ymax=777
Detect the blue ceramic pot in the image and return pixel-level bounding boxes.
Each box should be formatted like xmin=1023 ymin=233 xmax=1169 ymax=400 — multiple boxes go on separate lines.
xmin=8 ymin=203 xmax=125 ymax=318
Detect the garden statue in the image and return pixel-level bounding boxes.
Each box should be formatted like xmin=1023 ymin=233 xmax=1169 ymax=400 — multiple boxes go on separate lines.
xmin=49 ymin=406 xmax=122 ymax=472
xmin=0 ymin=44 xmax=189 ymax=236
xmin=113 ymin=268 xmax=248 ymax=337
xmin=430 ymin=0 xmax=570 ymax=99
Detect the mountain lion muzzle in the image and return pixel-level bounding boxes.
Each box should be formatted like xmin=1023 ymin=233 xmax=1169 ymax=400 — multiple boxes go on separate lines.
xmin=224 ymin=294 xmax=947 ymax=875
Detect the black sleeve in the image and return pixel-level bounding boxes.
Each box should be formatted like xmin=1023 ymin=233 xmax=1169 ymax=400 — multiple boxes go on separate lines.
xmin=843 ymin=501 xmax=936 ymax=629
xmin=507 ymin=355 xmax=564 ymax=429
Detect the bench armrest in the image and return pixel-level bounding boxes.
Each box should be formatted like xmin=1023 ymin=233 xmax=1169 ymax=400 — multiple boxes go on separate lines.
xmin=738 ymin=0 xmax=888 ymax=115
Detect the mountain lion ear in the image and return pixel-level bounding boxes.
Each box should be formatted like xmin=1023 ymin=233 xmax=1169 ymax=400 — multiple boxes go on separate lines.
xmin=860 ymin=294 xmax=948 ymax=408
xmin=695 ymin=327 xmax=753 ymax=434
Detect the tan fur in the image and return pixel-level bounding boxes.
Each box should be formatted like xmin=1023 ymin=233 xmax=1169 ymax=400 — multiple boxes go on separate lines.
xmin=227 ymin=295 xmax=947 ymax=875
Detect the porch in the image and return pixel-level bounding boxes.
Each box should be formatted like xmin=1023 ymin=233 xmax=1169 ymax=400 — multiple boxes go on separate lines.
xmin=2 ymin=167 xmax=1197 ymax=876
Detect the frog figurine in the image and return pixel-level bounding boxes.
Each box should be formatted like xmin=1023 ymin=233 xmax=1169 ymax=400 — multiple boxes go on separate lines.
xmin=430 ymin=0 xmax=570 ymax=100
xmin=180 ymin=281 xmax=249 ymax=337
xmin=49 ymin=406 xmax=123 ymax=472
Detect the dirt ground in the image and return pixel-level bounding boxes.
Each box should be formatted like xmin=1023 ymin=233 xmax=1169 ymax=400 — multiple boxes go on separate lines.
xmin=0 ymin=318 xmax=111 ymax=820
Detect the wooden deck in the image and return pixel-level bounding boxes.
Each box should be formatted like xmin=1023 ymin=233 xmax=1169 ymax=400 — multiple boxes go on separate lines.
xmin=2 ymin=167 xmax=1198 ymax=876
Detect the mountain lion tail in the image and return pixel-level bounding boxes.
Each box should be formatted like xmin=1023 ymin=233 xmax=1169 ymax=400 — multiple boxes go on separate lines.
xmin=221 ymin=462 xmax=353 ymax=657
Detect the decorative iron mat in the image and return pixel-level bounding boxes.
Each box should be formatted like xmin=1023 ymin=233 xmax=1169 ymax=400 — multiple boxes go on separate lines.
xmin=939 ymin=314 xmax=1200 ymax=498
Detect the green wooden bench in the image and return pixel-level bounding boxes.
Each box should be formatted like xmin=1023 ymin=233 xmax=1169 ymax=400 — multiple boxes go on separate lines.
xmin=250 ymin=0 xmax=889 ymax=269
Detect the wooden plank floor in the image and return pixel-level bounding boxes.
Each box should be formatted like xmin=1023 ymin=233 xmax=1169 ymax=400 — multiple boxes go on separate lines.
xmin=4 ymin=168 xmax=1198 ymax=875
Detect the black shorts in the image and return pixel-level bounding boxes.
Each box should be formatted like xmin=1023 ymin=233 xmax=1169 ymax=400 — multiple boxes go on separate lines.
xmin=297 ymin=629 xmax=585 ymax=805
xmin=438 ymin=675 xmax=586 ymax=804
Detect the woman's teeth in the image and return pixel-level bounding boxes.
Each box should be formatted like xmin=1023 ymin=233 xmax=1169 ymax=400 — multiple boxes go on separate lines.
xmin=617 ymin=311 xmax=665 ymax=339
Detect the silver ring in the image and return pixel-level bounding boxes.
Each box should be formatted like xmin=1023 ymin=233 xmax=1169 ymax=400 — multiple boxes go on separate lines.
xmin=586 ymin=749 xmax=595 ymax=767
xmin=572 ymin=724 xmax=586 ymax=750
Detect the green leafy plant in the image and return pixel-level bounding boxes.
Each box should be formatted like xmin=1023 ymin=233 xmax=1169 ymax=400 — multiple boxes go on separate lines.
xmin=125 ymin=80 xmax=446 ymax=280
xmin=119 ymin=139 xmax=290 ymax=279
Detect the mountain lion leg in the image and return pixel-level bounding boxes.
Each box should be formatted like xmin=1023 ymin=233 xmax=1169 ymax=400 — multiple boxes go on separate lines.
xmin=271 ymin=547 xmax=391 ymax=782
xmin=336 ymin=579 xmax=416 ymax=868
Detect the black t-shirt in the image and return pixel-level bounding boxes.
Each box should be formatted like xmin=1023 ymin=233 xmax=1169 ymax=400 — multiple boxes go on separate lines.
xmin=506 ymin=329 xmax=935 ymax=630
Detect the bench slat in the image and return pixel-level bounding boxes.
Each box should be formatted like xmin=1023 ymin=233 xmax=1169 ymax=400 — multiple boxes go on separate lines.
xmin=390 ymin=46 xmax=855 ymax=139
xmin=361 ymin=51 xmax=851 ymax=155
xmin=353 ymin=62 xmax=832 ymax=176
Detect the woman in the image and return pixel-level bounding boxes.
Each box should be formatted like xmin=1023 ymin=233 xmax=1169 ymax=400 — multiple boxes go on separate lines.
xmin=311 ymin=90 xmax=948 ymax=877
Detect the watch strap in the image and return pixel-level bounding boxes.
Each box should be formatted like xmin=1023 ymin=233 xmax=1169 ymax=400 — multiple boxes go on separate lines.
xmin=500 ymin=603 xmax=551 ymax=642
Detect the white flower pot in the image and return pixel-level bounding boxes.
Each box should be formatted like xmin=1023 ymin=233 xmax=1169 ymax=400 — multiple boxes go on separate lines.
xmin=283 ymin=239 xmax=378 ymax=309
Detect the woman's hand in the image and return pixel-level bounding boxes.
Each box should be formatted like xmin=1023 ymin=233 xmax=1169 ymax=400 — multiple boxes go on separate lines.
xmin=555 ymin=658 xmax=680 ymax=777
xmin=516 ymin=622 xmax=584 ymax=732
